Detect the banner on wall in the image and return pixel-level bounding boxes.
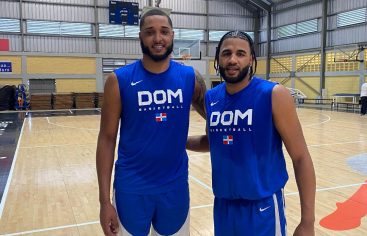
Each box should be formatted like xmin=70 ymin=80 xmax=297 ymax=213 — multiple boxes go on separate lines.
xmin=0 ymin=62 xmax=12 ymax=73
xmin=0 ymin=39 xmax=9 ymax=51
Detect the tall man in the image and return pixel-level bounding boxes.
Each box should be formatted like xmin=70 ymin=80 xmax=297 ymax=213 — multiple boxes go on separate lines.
xmin=97 ymin=9 xmax=206 ymax=236
xmin=187 ymin=30 xmax=316 ymax=236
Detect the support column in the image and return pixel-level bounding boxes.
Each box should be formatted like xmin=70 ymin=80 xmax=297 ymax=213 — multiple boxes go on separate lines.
xmin=21 ymin=56 xmax=27 ymax=85
xmin=291 ymin=55 xmax=296 ymax=89
xmin=206 ymin=0 xmax=209 ymax=57
xmin=319 ymin=0 xmax=328 ymax=97
xmin=20 ymin=0 xmax=24 ymax=52
xmin=266 ymin=11 xmax=271 ymax=80
xmin=94 ymin=0 xmax=99 ymax=54
xmin=96 ymin=58 xmax=104 ymax=92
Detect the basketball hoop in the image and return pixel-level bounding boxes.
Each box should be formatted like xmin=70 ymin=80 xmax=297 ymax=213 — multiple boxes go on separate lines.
xmin=182 ymin=54 xmax=192 ymax=61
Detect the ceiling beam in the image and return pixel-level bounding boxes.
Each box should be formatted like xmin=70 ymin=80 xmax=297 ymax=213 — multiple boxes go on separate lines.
xmin=272 ymin=0 xmax=321 ymax=14
xmin=236 ymin=0 xmax=259 ymax=14
xmin=247 ymin=0 xmax=271 ymax=12
xmin=274 ymin=0 xmax=293 ymax=4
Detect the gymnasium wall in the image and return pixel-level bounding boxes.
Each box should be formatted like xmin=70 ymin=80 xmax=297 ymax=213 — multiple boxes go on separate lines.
xmin=27 ymin=56 xmax=97 ymax=92
xmin=268 ymin=49 xmax=366 ymax=99
xmin=56 ymin=79 xmax=96 ymax=93
xmin=0 ymin=55 xmax=98 ymax=92
xmin=325 ymin=77 xmax=360 ymax=97
xmin=27 ymin=57 xmax=96 ymax=75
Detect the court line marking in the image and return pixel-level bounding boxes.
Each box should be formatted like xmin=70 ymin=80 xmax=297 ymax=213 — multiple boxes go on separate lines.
xmin=0 ymin=221 xmax=99 ymax=236
xmin=46 ymin=117 xmax=100 ymax=131
xmin=2 ymin=182 xmax=366 ymax=236
xmin=191 ymin=204 xmax=213 ymax=209
xmin=308 ymin=140 xmax=367 ymax=147
xmin=285 ymin=182 xmax=367 ymax=196
xmin=0 ymin=118 xmax=26 ymax=219
xmin=20 ymin=143 xmax=97 ymax=149
xmin=302 ymin=112 xmax=331 ymax=128
xmin=189 ymin=175 xmax=212 ymax=190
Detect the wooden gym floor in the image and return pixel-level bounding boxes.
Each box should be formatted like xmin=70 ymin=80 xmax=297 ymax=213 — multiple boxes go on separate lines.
xmin=0 ymin=108 xmax=366 ymax=235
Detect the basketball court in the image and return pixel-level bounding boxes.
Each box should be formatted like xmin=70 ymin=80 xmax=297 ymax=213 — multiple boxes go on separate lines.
xmin=0 ymin=107 xmax=366 ymax=235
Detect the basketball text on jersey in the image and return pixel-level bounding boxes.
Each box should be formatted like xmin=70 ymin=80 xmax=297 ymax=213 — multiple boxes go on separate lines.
xmin=209 ymin=109 xmax=253 ymax=126
xmin=138 ymin=89 xmax=183 ymax=106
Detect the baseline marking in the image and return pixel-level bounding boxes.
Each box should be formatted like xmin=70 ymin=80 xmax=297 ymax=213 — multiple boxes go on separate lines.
xmin=46 ymin=117 xmax=99 ymax=131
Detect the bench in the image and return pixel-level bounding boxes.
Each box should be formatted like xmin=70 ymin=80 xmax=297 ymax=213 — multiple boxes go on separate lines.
xmin=331 ymin=102 xmax=360 ymax=112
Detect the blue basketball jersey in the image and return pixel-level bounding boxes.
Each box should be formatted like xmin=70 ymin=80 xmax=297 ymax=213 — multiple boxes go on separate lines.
xmin=205 ymin=77 xmax=289 ymax=200
xmin=114 ymin=60 xmax=195 ymax=194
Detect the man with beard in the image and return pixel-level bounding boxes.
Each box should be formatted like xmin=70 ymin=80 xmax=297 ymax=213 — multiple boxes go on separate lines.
xmin=186 ymin=30 xmax=316 ymax=236
xmin=96 ymin=9 xmax=206 ymax=236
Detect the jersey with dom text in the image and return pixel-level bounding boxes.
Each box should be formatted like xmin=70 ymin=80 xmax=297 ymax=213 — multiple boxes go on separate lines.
xmin=205 ymin=77 xmax=289 ymax=200
xmin=114 ymin=60 xmax=195 ymax=194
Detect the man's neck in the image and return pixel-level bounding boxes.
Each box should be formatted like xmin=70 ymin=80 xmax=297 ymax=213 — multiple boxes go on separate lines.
xmin=141 ymin=55 xmax=170 ymax=74
xmin=225 ymin=76 xmax=252 ymax=95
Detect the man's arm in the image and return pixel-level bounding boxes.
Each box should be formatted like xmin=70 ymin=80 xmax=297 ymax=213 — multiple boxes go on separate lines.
xmin=186 ymin=128 xmax=209 ymax=152
xmin=191 ymin=70 xmax=207 ymax=119
xmin=96 ymin=73 xmax=121 ymax=236
xmin=187 ymin=70 xmax=209 ymax=151
xmin=272 ymin=85 xmax=316 ymax=236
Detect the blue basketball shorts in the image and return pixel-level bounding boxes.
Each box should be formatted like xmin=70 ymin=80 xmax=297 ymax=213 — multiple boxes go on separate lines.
xmin=114 ymin=186 xmax=190 ymax=236
xmin=214 ymin=189 xmax=287 ymax=236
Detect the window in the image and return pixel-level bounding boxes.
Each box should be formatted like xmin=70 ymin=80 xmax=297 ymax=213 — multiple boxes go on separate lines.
xmin=60 ymin=22 xmax=93 ymax=36
xmin=99 ymin=24 xmax=139 ymax=38
xmin=209 ymin=30 xmax=254 ymax=41
xmin=102 ymin=58 xmax=126 ymax=73
xmin=337 ymin=8 xmax=366 ymax=27
xmin=209 ymin=31 xmax=227 ymax=41
xmin=278 ymin=24 xmax=296 ymax=38
xmin=0 ymin=18 xmax=20 ymax=33
xmin=27 ymin=20 xmax=92 ymax=36
xmin=278 ymin=19 xmax=318 ymax=39
xmin=297 ymin=19 xmax=317 ymax=35
xmin=175 ymin=29 xmax=204 ymax=40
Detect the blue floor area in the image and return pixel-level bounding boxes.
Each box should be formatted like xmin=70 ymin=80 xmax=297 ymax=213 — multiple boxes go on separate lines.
xmin=0 ymin=112 xmax=24 ymax=201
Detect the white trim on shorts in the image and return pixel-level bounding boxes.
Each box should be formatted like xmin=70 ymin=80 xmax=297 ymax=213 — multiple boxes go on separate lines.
xmin=112 ymin=191 xmax=190 ymax=236
xmin=272 ymin=188 xmax=287 ymax=236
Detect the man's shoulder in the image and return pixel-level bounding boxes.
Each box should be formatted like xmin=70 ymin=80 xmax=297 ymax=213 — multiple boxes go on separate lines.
xmin=170 ymin=60 xmax=195 ymax=78
xmin=171 ymin=60 xmax=193 ymax=69
xmin=252 ymin=76 xmax=277 ymax=90
xmin=115 ymin=60 xmax=140 ymax=74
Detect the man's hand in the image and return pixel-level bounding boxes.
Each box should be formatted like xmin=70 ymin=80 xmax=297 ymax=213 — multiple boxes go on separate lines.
xmin=100 ymin=203 xmax=119 ymax=236
xmin=293 ymin=221 xmax=315 ymax=236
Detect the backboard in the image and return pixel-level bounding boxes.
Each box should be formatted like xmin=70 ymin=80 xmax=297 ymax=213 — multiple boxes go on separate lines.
xmin=333 ymin=45 xmax=364 ymax=63
xmin=172 ymin=39 xmax=201 ymax=61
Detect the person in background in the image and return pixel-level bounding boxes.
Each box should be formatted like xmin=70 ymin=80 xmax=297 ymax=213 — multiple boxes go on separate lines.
xmin=360 ymin=81 xmax=367 ymax=115
xmin=187 ymin=30 xmax=316 ymax=236
xmin=96 ymin=9 xmax=206 ymax=236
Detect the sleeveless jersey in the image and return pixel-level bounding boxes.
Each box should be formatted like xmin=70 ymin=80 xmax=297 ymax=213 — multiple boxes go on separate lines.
xmin=205 ymin=77 xmax=289 ymax=200
xmin=114 ymin=60 xmax=195 ymax=194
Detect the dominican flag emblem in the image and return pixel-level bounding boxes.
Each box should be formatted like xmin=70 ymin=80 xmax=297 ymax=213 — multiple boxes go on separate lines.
xmin=223 ymin=135 xmax=233 ymax=145
xmin=155 ymin=113 xmax=167 ymax=122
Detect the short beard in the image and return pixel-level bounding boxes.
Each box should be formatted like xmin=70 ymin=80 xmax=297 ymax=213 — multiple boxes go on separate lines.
xmin=140 ymin=41 xmax=173 ymax=62
xmin=219 ymin=65 xmax=251 ymax=84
